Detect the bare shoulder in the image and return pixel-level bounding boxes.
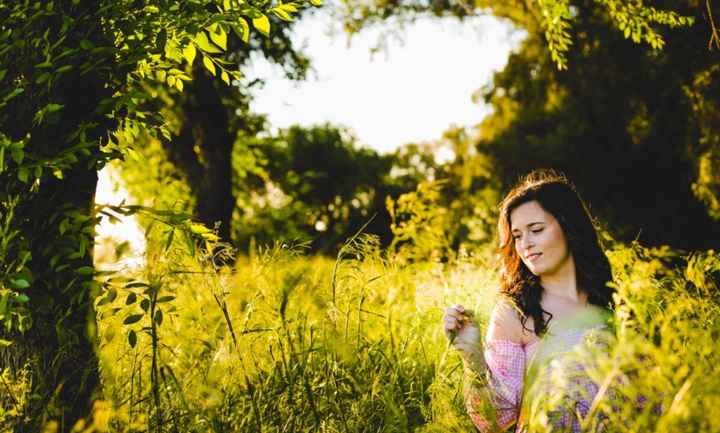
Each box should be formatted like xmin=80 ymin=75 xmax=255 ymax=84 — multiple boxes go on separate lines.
xmin=486 ymin=297 xmax=525 ymax=344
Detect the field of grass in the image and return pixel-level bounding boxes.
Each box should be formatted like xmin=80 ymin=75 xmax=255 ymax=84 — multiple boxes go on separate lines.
xmin=9 ymin=228 xmax=718 ymax=433
xmin=79 ymin=225 xmax=720 ymax=433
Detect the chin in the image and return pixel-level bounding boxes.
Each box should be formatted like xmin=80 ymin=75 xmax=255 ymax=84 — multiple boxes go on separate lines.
xmin=525 ymin=264 xmax=542 ymax=276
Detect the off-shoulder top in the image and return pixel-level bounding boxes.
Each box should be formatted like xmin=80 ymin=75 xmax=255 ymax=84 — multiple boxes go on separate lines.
xmin=466 ymin=306 xmax=612 ymax=433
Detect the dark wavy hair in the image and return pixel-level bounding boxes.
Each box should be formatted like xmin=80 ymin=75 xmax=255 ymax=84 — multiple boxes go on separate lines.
xmin=497 ymin=169 xmax=615 ymax=336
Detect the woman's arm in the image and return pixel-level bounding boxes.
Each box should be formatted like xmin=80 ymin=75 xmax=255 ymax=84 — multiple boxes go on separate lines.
xmin=445 ymin=300 xmax=527 ymax=431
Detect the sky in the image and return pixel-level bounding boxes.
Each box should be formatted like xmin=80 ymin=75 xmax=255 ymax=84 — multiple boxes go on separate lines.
xmin=245 ymin=9 xmax=521 ymax=154
xmin=95 ymin=8 xmax=521 ymax=262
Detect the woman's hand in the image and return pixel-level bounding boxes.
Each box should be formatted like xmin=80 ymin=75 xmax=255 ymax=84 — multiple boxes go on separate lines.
xmin=443 ymin=304 xmax=482 ymax=360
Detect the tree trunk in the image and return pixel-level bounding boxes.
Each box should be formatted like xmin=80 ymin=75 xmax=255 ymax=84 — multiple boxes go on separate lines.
xmin=0 ymin=1 xmax=113 ymax=429
xmin=1 ymin=167 xmax=101 ymax=432
xmin=163 ymin=69 xmax=236 ymax=243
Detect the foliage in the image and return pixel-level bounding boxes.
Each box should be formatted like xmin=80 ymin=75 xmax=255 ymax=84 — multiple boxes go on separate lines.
xmin=117 ymin=4 xmax=314 ymax=244
xmin=386 ymin=127 xmax=502 ymax=260
xmin=89 ymin=217 xmax=498 ymax=432
xmin=334 ymin=0 xmax=720 ymax=249
xmin=235 ymin=124 xmax=400 ymax=253
xmin=67 ymin=214 xmax=720 ymax=432
xmin=338 ymin=0 xmax=696 ymax=69
xmin=387 ymin=180 xmax=452 ymax=262
xmin=466 ymin=0 xmax=720 ymax=249
xmin=0 ymin=0 xmax=313 ymax=338
xmin=523 ymin=241 xmax=720 ymax=433
xmin=685 ymin=63 xmax=720 ymax=220
xmin=0 ymin=0 xmax=314 ymax=427
xmin=539 ymin=0 xmax=694 ymax=69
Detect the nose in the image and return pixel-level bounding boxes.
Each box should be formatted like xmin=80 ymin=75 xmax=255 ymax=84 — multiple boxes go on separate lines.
xmin=519 ymin=234 xmax=534 ymax=251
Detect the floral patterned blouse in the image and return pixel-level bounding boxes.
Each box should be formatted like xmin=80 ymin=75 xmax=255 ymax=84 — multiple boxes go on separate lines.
xmin=466 ymin=306 xmax=613 ymax=432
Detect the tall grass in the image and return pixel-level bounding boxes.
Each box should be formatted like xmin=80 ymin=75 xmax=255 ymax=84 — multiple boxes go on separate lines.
xmin=15 ymin=213 xmax=716 ymax=433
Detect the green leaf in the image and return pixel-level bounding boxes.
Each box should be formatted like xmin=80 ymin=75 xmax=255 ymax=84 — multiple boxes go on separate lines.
xmin=123 ymin=314 xmax=144 ymax=325
xmin=10 ymin=279 xmax=30 ymax=289
xmin=189 ymin=222 xmax=211 ymax=234
xmin=126 ymin=293 xmax=137 ymax=305
xmin=209 ymin=25 xmax=227 ymax=51
xmin=252 ymin=15 xmax=270 ymax=37
xmin=183 ymin=44 xmax=196 ymax=65
xmin=203 ymin=56 xmax=216 ymax=76
xmin=96 ymin=288 xmax=117 ymax=306
xmin=140 ymin=298 xmax=150 ymax=312
xmin=128 ymin=330 xmax=137 ymax=347
xmin=11 ymin=147 xmax=23 ymax=164
xmin=0 ymin=339 xmax=12 ymax=347
xmin=271 ymin=7 xmax=293 ymax=22
xmin=156 ymin=295 xmax=175 ymax=303
xmin=17 ymin=167 xmax=28 ymax=183
xmin=2 ymin=88 xmax=24 ymax=103
xmin=14 ymin=294 xmax=29 ymax=303
xmin=310 ymin=0 xmax=322 ymax=6
xmin=163 ymin=228 xmax=175 ymax=252
xmin=46 ymin=103 xmax=64 ymax=113
xmin=234 ymin=19 xmax=250 ymax=44
xmin=221 ymin=70 xmax=230 ymax=85
xmin=195 ymin=32 xmax=222 ymax=54
xmin=76 ymin=266 xmax=94 ymax=275
xmin=279 ymin=3 xmax=299 ymax=13
xmin=154 ymin=309 xmax=163 ymax=326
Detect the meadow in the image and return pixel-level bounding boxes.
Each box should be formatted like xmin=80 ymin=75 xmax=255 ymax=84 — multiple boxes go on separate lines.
xmin=71 ymin=223 xmax=720 ymax=433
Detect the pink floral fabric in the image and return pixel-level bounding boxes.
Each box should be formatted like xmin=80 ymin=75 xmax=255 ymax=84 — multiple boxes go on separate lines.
xmin=466 ymin=340 xmax=538 ymax=431
xmin=466 ymin=324 xmax=610 ymax=432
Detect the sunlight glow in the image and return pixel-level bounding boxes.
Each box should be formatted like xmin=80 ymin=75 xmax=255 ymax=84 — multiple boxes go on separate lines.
xmin=94 ymin=165 xmax=146 ymax=270
xmin=245 ymin=11 xmax=522 ymax=153
xmin=95 ymin=11 xmax=521 ymax=261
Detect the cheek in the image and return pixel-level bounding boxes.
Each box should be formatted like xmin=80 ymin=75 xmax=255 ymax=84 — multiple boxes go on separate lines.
xmin=550 ymin=231 xmax=570 ymax=259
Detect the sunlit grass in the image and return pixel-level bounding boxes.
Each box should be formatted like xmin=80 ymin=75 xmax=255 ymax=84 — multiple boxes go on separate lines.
xmin=87 ymin=230 xmax=720 ymax=432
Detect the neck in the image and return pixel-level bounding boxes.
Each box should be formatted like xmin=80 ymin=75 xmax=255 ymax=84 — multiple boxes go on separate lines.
xmin=539 ymin=256 xmax=584 ymax=302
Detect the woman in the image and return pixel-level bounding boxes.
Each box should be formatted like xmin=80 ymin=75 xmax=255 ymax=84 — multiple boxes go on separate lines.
xmin=443 ymin=169 xmax=616 ymax=432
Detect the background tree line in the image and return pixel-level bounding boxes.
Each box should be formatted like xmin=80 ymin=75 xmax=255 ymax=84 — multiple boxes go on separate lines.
xmin=121 ymin=0 xmax=720 ymax=255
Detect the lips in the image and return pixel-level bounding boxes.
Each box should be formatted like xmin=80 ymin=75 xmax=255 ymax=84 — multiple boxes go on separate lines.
xmin=526 ymin=253 xmax=542 ymax=262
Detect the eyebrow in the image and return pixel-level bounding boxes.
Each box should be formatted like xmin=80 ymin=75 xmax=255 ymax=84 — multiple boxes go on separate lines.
xmin=511 ymin=222 xmax=545 ymax=232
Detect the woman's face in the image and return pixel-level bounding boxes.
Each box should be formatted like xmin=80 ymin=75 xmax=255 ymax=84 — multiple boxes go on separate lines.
xmin=509 ymin=200 xmax=573 ymax=278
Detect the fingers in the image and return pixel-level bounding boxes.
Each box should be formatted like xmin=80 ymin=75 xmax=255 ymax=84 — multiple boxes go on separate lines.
xmin=444 ymin=305 xmax=474 ymax=321
xmin=443 ymin=304 xmax=470 ymax=336
xmin=443 ymin=315 xmax=464 ymax=334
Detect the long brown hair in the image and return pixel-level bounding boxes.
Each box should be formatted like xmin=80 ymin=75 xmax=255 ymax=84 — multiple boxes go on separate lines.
xmin=497 ymin=169 xmax=615 ymax=336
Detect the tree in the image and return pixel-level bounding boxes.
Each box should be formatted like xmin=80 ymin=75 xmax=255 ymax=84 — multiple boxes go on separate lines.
xmin=237 ymin=124 xmax=399 ymax=253
xmin=0 ymin=0 xmax=310 ymax=430
xmin=473 ymin=0 xmax=720 ymax=249
xmin=337 ymin=0 xmax=720 ymax=249
xmin=339 ymin=0 xmax=699 ymax=69
xmin=157 ymin=17 xmax=311 ymax=243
